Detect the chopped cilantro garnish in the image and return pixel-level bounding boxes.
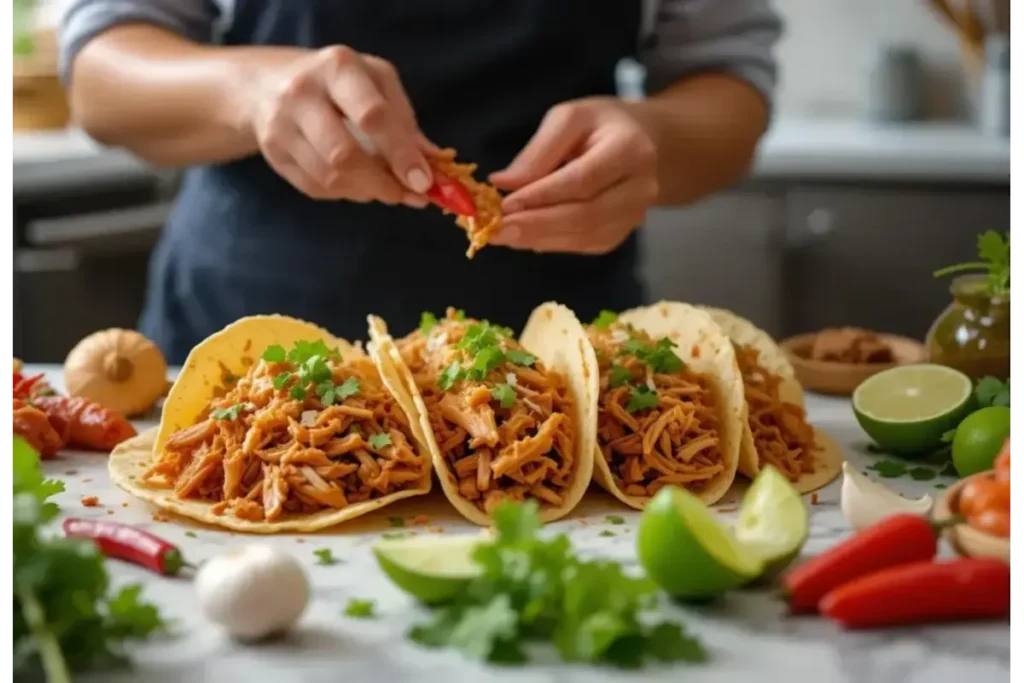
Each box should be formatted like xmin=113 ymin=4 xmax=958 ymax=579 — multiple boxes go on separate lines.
xmin=626 ymin=385 xmax=659 ymax=413
xmin=335 ymin=377 xmax=360 ymax=401
xmin=469 ymin=346 xmax=505 ymax=380
xmin=438 ymin=361 xmax=464 ymax=391
xmin=505 ymin=349 xmax=536 ymax=367
xmin=592 ymin=310 xmax=618 ymax=329
xmin=605 ymin=515 xmax=625 ymax=525
xmin=420 ymin=311 xmax=440 ymax=335
xmin=185 ymin=531 xmax=197 ymax=539
xmin=290 ymin=385 xmax=307 ymax=401
xmin=868 ymin=460 xmax=907 ymax=478
xmin=599 ymin=530 xmax=615 ymax=538
xmin=621 ymin=337 xmax=682 ymax=374
xmin=262 ymin=344 xmax=286 ymax=363
xmin=343 ymin=598 xmax=376 ymax=619
xmin=211 ymin=404 xmax=244 ymax=421
xmin=388 ymin=516 xmax=406 ymax=528
xmin=288 ymin=339 xmax=338 ymax=365
xmin=369 ymin=433 xmax=393 ymax=449
xmin=273 ymin=371 xmax=291 ymax=389
xmin=404 ymin=500 xmax=706 ymax=667
xmin=313 ymin=548 xmax=339 ymax=566
xmin=608 ymin=364 xmax=632 ymax=388
xmin=492 ymin=383 xmax=517 ymax=409
xmin=909 ymin=467 xmax=938 ymax=481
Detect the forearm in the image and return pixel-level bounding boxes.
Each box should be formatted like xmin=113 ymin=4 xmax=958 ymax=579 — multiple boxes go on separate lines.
xmin=624 ymin=73 xmax=768 ymax=206
xmin=68 ymin=25 xmax=305 ymax=166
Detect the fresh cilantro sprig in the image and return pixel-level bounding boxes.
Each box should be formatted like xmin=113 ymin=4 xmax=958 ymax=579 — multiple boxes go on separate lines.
xmin=491 ymin=383 xmax=518 ymax=409
xmin=591 ymin=310 xmax=619 ymax=329
xmin=405 ymin=500 xmax=707 ymax=668
xmin=211 ymin=403 xmax=244 ymax=421
xmin=343 ymin=598 xmax=376 ymax=619
xmin=14 ymin=438 xmax=166 ymax=682
xmin=262 ymin=340 xmax=357 ymax=405
xmin=313 ymin=548 xmax=340 ymax=566
xmin=436 ymin=321 xmax=533 ymax=399
xmin=368 ymin=433 xmax=393 ymax=449
xmin=975 ymin=376 xmax=1010 ymax=408
xmin=933 ymin=230 xmax=1010 ymax=296
xmin=621 ymin=337 xmax=683 ymax=374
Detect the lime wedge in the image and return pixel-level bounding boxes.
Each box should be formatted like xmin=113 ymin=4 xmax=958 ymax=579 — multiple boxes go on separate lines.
xmin=852 ymin=364 xmax=972 ymax=456
xmin=637 ymin=486 xmax=764 ymax=600
xmin=733 ymin=466 xmax=808 ymax=581
xmin=373 ymin=534 xmax=484 ymax=605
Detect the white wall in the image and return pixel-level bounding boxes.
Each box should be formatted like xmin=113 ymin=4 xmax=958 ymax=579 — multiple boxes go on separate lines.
xmin=773 ymin=0 xmax=970 ymax=118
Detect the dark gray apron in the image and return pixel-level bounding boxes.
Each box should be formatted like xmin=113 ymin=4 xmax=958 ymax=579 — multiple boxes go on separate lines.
xmin=141 ymin=0 xmax=645 ymax=363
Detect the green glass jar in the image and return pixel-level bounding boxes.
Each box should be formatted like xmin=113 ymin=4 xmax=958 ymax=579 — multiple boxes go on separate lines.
xmin=926 ymin=275 xmax=1010 ymax=381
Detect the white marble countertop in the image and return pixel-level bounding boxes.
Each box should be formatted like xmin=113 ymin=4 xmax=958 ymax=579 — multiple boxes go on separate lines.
xmin=27 ymin=365 xmax=1009 ymax=683
xmin=14 ymin=118 xmax=1009 ymax=193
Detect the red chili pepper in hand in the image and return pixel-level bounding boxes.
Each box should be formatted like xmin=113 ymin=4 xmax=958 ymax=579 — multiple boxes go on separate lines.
xmin=820 ymin=558 xmax=1010 ymax=629
xmin=63 ymin=518 xmax=191 ymax=576
xmin=426 ymin=173 xmax=477 ymax=217
xmin=781 ymin=514 xmax=949 ymax=613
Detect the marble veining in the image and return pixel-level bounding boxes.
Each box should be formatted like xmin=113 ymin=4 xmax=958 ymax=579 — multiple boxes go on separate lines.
xmin=25 ymin=367 xmax=1007 ymax=683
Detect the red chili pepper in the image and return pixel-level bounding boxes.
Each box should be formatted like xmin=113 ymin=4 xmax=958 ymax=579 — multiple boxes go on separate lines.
xmin=781 ymin=514 xmax=949 ymax=613
xmin=426 ymin=173 xmax=477 ymax=217
xmin=63 ymin=518 xmax=191 ymax=576
xmin=820 ymin=558 xmax=1010 ymax=629
xmin=14 ymin=372 xmax=48 ymax=400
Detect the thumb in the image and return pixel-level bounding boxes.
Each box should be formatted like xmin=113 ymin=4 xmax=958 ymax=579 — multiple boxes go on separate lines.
xmin=490 ymin=104 xmax=590 ymax=191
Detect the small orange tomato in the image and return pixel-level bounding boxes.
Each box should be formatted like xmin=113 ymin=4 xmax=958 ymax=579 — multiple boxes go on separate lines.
xmin=969 ymin=508 xmax=1010 ymax=538
xmin=958 ymin=476 xmax=998 ymax=517
xmin=989 ymin=479 xmax=1011 ymax=511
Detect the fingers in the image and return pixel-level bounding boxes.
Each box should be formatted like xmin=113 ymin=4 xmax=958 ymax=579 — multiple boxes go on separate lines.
xmin=318 ymin=47 xmax=432 ymax=194
xmin=489 ymin=104 xmax=592 ymax=190
xmin=490 ymin=176 xmax=656 ymax=255
xmin=500 ymin=135 xmax=626 ymax=213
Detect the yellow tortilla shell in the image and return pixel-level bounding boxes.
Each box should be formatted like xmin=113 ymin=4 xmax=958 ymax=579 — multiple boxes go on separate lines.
xmin=592 ymin=301 xmax=746 ymax=508
xmin=110 ymin=315 xmax=431 ymax=533
xmin=697 ymin=305 xmax=802 ymax=406
xmin=368 ymin=303 xmax=597 ymax=526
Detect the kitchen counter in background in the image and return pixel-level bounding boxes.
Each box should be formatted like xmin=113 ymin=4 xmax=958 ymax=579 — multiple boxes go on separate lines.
xmin=24 ymin=364 xmax=1009 ymax=683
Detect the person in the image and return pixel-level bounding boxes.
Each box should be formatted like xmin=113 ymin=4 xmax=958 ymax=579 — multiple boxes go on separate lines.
xmin=60 ymin=0 xmax=781 ymax=364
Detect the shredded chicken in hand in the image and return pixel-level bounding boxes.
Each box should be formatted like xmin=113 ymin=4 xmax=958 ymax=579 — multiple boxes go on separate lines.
xmin=734 ymin=344 xmax=818 ymax=481
xmin=589 ymin=322 xmax=725 ymax=499
xmin=430 ymin=149 xmax=503 ymax=259
xmin=144 ymin=346 xmax=428 ymax=523
xmin=398 ymin=308 xmax=576 ymax=514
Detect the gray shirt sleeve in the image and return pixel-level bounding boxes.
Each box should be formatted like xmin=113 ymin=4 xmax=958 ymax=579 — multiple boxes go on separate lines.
xmin=58 ymin=0 xmax=228 ymax=83
xmin=640 ymin=0 xmax=782 ymax=108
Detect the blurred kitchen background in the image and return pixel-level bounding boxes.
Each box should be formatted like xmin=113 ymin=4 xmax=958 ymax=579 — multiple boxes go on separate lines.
xmin=14 ymin=0 xmax=1010 ymax=362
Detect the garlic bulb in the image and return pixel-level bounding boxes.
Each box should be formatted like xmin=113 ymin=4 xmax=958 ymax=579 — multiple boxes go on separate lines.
xmin=195 ymin=545 xmax=310 ymax=640
xmin=64 ymin=329 xmax=167 ymax=416
xmin=840 ymin=462 xmax=933 ymax=531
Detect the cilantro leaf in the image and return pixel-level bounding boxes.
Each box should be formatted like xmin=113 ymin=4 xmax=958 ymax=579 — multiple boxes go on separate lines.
xmin=290 ymin=385 xmax=307 ymax=401
xmin=626 ymin=386 xmax=659 ymax=413
xmin=505 ymin=350 xmax=536 ymax=367
xmin=273 ymin=371 xmax=292 ymax=390
xmin=491 ymin=383 xmax=518 ymax=409
xmin=599 ymin=530 xmax=615 ymax=538
xmin=288 ymin=339 xmax=334 ymax=365
xmin=420 ymin=311 xmax=440 ymax=335
xmin=335 ymin=377 xmax=360 ymax=401
xmin=369 ymin=433 xmax=393 ymax=449
xmin=210 ymin=404 xmax=243 ymax=421
xmin=262 ymin=344 xmax=286 ymax=363
xmin=605 ymin=515 xmax=625 ymax=525
xmin=469 ymin=346 xmax=505 ymax=380
xmin=343 ymin=599 xmax=376 ymax=618
xmin=868 ymin=460 xmax=907 ymax=478
xmin=934 ymin=230 xmax=1010 ymax=296
xmin=607 ymin=364 xmax=632 ymax=389
xmin=438 ymin=361 xmax=464 ymax=391
xmin=620 ymin=337 xmax=682 ymax=374
xmin=313 ymin=548 xmax=339 ymax=566
xmin=592 ymin=310 xmax=618 ymax=329
xmin=975 ymin=376 xmax=1010 ymax=408
xmin=909 ymin=467 xmax=937 ymax=481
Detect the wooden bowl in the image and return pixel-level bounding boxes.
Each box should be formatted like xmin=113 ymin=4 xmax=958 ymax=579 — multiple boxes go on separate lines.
xmin=779 ymin=333 xmax=928 ymax=396
xmin=934 ymin=470 xmax=1010 ymax=563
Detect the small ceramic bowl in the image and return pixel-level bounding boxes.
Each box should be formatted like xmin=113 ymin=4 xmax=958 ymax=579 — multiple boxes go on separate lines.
xmin=779 ymin=333 xmax=927 ymax=396
xmin=934 ymin=470 xmax=1010 ymax=563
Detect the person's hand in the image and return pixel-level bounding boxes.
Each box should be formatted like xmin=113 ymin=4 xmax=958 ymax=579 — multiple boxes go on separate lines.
xmin=251 ymin=46 xmax=434 ymax=206
xmin=488 ymin=98 xmax=659 ymax=254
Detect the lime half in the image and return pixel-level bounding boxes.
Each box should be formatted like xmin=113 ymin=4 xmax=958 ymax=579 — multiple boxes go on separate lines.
xmin=373 ymin=534 xmax=484 ymax=605
xmin=637 ymin=486 xmax=763 ymax=600
xmin=733 ymin=466 xmax=808 ymax=581
xmin=852 ymin=364 xmax=972 ymax=456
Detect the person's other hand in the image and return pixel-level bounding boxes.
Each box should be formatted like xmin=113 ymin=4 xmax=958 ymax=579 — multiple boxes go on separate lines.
xmin=251 ymin=46 xmax=433 ymax=206
xmin=488 ymin=98 xmax=658 ymax=254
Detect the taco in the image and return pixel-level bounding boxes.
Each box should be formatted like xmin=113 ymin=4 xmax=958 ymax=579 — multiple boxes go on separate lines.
xmin=108 ymin=315 xmax=432 ymax=533
xmin=367 ymin=304 xmax=596 ymax=526
xmin=698 ymin=306 xmax=843 ymax=492
xmin=535 ymin=302 xmax=745 ymax=509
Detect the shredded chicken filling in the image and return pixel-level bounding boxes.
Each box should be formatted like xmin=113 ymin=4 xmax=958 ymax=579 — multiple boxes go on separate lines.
xmin=398 ymin=310 xmax=576 ymax=514
xmin=590 ymin=325 xmax=725 ymax=498
xmin=430 ymin=149 xmax=503 ymax=259
xmin=734 ymin=344 xmax=818 ymax=482
xmin=143 ymin=356 xmax=427 ymax=522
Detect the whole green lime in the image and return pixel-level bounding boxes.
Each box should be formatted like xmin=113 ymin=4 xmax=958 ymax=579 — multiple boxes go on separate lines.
xmin=952 ymin=406 xmax=1011 ymax=477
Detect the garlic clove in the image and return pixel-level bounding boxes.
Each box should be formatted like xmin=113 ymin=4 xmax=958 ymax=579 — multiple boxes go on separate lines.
xmin=840 ymin=462 xmax=933 ymax=531
xmin=195 ymin=545 xmax=310 ymax=641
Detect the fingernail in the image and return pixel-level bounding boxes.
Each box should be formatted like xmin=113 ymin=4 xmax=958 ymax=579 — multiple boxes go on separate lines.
xmin=406 ymin=168 xmax=431 ymax=193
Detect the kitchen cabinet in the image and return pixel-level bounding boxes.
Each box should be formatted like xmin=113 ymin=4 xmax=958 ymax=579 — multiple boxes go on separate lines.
xmin=642 ymin=192 xmax=786 ymax=337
